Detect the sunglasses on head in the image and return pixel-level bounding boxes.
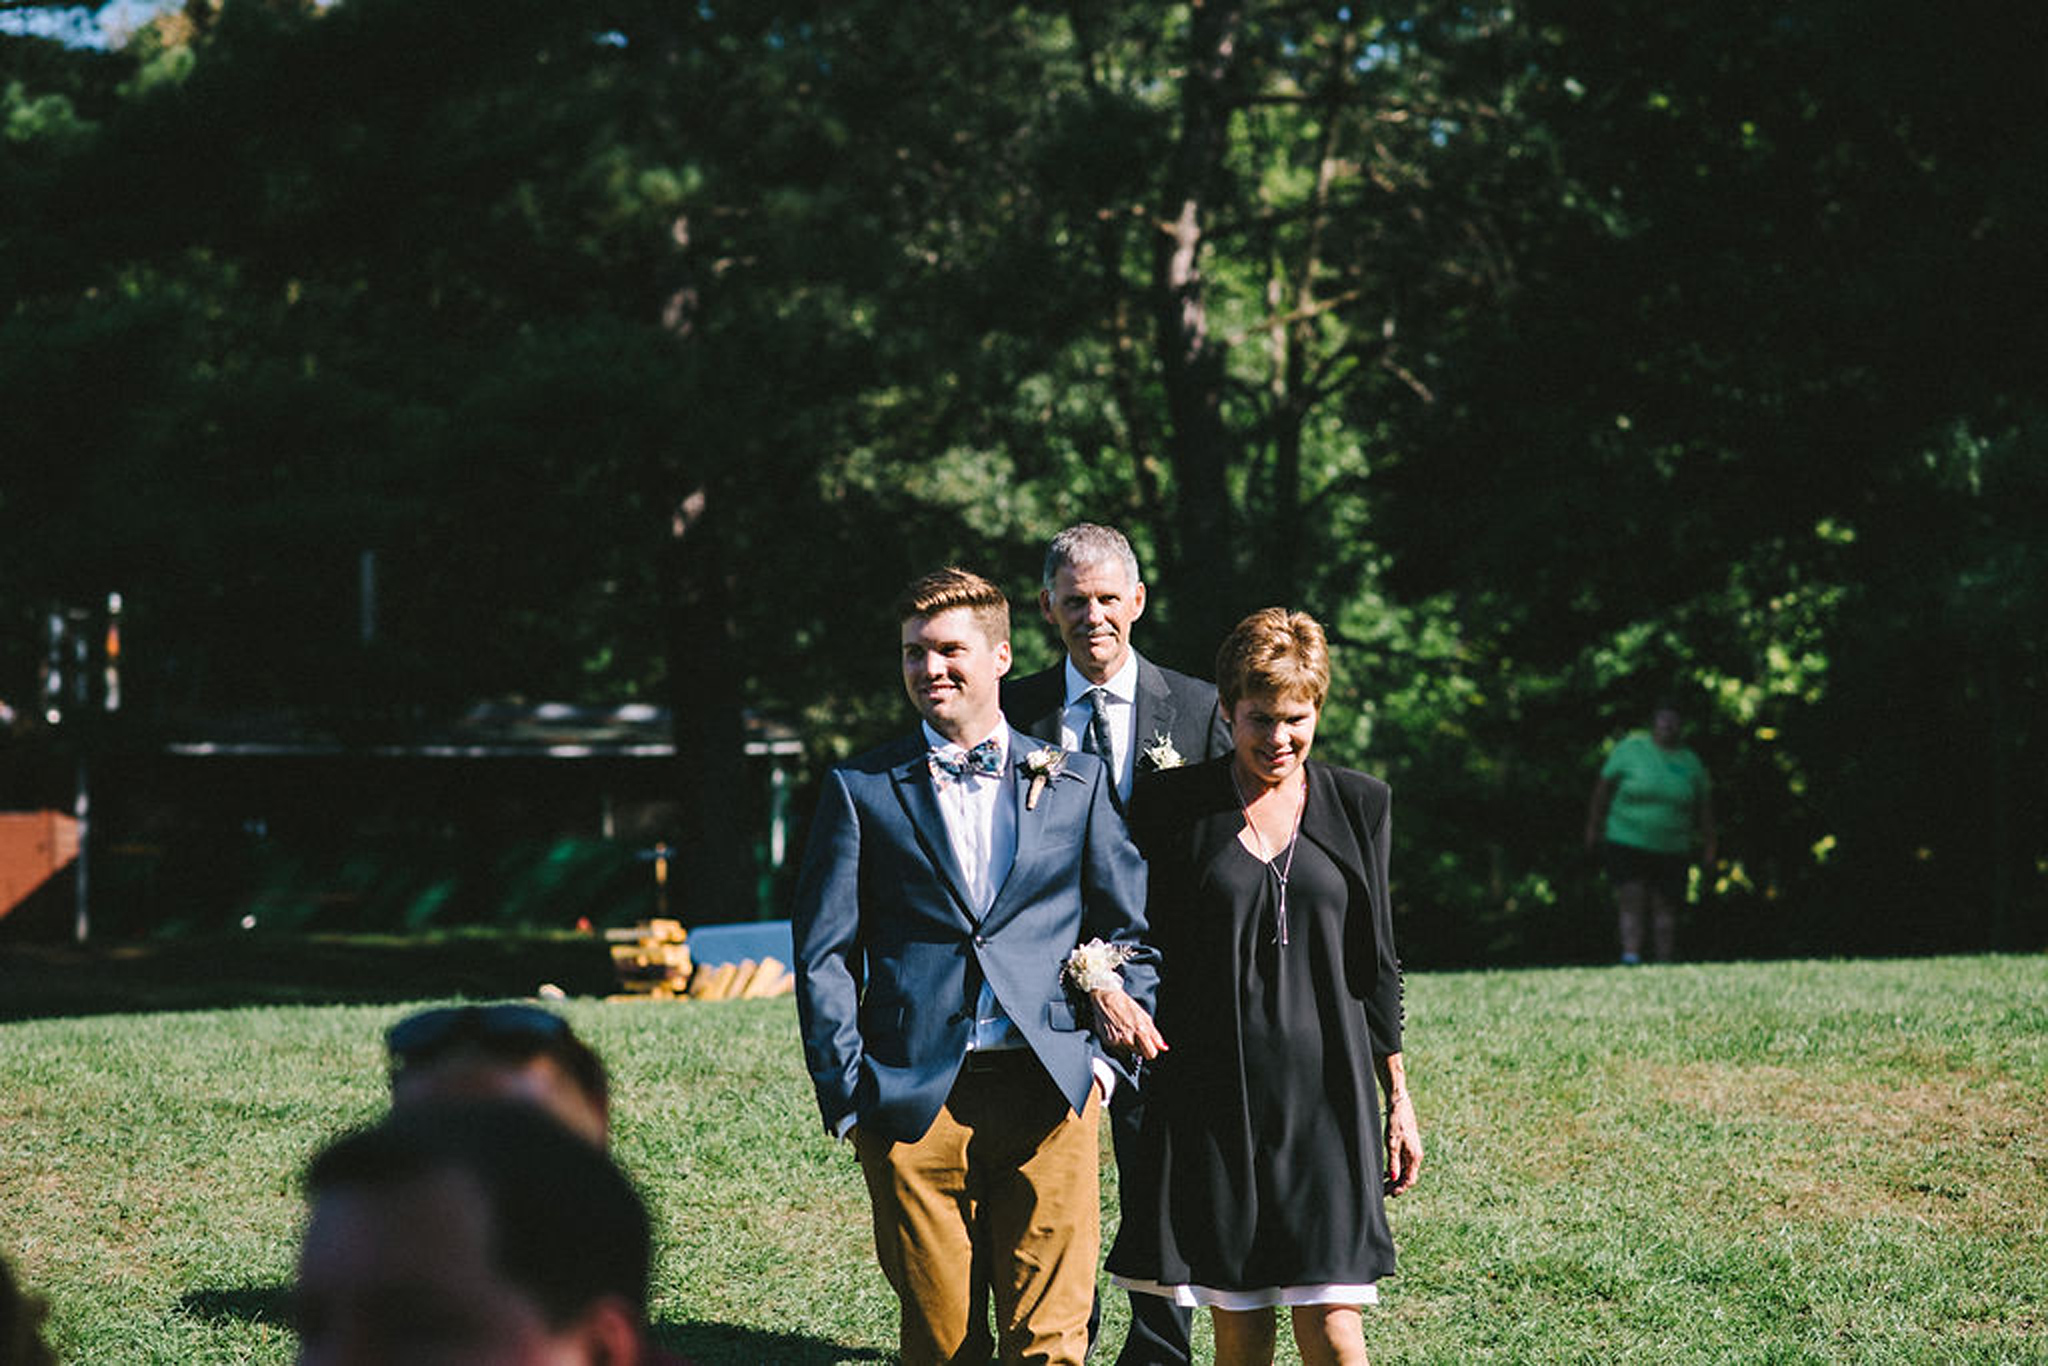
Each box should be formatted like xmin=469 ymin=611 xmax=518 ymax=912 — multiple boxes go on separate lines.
xmin=385 ymin=1003 xmax=571 ymax=1065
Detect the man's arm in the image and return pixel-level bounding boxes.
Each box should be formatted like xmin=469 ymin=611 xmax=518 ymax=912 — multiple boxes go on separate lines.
xmin=792 ymin=768 xmax=866 ymax=1138
xmin=1076 ymin=760 xmax=1153 ymax=998
xmin=1074 ymin=756 xmax=1164 ymax=1070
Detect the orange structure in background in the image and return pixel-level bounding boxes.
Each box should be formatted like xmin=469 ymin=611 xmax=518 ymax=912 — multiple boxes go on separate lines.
xmin=0 ymin=812 xmax=80 ymax=922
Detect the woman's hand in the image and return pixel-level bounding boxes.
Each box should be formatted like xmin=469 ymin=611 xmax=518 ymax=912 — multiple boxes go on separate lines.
xmin=1090 ymin=987 xmax=1168 ymax=1061
xmin=1383 ymin=1090 xmax=1422 ymax=1196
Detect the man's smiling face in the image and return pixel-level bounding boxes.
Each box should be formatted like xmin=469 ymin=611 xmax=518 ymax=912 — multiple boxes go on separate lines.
xmin=901 ymin=606 xmax=1011 ymax=745
xmin=1039 ymin=559 xmax=1146 ymax=685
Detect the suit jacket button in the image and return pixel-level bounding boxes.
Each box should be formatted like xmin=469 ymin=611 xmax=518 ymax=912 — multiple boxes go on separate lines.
xmin=974 ymin=935 xmax=987 ymax=947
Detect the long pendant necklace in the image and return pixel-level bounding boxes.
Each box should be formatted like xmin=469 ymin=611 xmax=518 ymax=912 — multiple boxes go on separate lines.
xmin=1232 ymin=769 xmax=1305 ymax=946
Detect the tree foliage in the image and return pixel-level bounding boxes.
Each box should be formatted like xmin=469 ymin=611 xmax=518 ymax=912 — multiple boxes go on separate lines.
xmin=2 ymin=0 xmax=2041 ymax=954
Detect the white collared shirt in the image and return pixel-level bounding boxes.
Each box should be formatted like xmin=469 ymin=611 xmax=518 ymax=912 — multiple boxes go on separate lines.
xmin=1060 ymin=653 xmax=1140 ymax=802
xmin=921 ymin=720 xmax=1018 ymax=915
xmin=922 ymin=720 xmax=1025 ymax=1052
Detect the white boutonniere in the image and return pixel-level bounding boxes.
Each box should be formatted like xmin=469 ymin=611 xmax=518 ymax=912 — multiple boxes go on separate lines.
xmin=1139 ymin=731 xmax=1184 ymax=772
xmin=1063 ymin=937 xmax=1137 ymax=993
xmin=1021 ymin=746 xmax=1067 ymax=811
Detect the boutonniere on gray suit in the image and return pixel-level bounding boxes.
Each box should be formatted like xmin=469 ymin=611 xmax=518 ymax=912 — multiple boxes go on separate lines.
xmin=1137 ymin=731 xmax=1185 ymax=773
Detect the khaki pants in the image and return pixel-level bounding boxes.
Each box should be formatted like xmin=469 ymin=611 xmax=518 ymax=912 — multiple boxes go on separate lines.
xmin=856 ymin=1053 xmax=1102 ymax=1366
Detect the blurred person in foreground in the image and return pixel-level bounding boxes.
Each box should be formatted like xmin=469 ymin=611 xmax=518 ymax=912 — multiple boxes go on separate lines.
xmin=794 ymin=566 xmax=1161 ymax=1365
xmin=385 ymin=1002 xmax=610 ymax=1146
xmin=1583 ymin=699 xmax=1717 ymax=964
xmin=1003 ymin=521 xmax=1230 ymax=1366
xmin=1 ymin=1250 xmax=56 ymax=1366
xmin=1107 ymin=608 xmax=1422 ymax=1366
xmin=295 ymin=1101 xmax=654 ymax=1365
xmin=378 ymin=1009 xmax=698 ymax=1363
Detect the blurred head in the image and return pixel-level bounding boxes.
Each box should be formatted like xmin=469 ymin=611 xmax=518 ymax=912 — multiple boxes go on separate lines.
xmin=895 ymin=567 xmax=1012 ymax=745
xmin=386 ymin=1004 xmax=610 ymax=1147
xmin=1650 ymin=699 xmax=1683 ymax=748
xmin=296 ymin=1102 xmax=649 ymax=1366
xmin=1039 ymin=525 xmax=1147 ymax=684
xmin=1 ymin=1250 xmax=56 ymax=1366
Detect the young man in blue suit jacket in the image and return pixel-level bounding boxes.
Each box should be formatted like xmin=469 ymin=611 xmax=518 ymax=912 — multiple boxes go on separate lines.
xmin=795 ymin=566 xmax=1164 ymax=1366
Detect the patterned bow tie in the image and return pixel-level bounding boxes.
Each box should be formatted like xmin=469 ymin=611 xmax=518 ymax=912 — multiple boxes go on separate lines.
xmin=930 ymin=738 xmax=1004 ymax=780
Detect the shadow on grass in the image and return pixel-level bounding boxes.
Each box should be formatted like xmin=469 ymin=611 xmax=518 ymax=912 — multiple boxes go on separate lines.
xmin=658 ymin=1322 xmax=888 ymax=1364
xmin=177 ymin=1285 xmax=293 ymax=1329
xmin=175 ymin=1286 xmax=888 ymax=1364
xmin=0 ymin=932 xmax=619 ymax=1022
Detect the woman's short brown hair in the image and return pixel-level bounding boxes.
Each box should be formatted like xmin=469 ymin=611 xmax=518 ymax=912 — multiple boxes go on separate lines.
xmin=1215 ymin=607 xmax=1330 ymax=710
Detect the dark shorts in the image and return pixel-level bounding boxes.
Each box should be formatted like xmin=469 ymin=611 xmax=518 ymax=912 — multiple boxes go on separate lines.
xmin=1603 ymin=840 xmax=1689 ymax=904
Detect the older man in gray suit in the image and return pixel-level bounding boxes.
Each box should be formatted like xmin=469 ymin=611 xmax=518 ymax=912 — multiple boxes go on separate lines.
xmin=1003 ymin=523 xmax=1230 ymax=1366
xmin=1004 ymin=524 xmax=1230 ymax=809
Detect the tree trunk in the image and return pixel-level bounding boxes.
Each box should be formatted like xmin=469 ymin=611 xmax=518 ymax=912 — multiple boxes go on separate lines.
xmin=661 ymin=486 xmax=754 ymax=924
xmin=1154 ymin=0 xmax=1247 ymax=661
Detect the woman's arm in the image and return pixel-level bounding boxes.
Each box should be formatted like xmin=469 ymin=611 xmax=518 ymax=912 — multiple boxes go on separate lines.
xmin=1377 ymin=1051 xmax=1422 ymax=1196
xmin=1697 ymin=786 xmax=1718 ymax=871
xmin=1585 ymin=776 xmax=1616 ymax=851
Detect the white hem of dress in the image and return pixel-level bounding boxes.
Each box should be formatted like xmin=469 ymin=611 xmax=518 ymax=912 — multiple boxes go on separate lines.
xmin=1110 ymin=1274 xmax=1379 ymax=1309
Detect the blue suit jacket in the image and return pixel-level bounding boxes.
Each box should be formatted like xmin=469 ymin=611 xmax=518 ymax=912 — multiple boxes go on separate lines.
xmin=793 ymin=725 xmax=1156 ymax=1144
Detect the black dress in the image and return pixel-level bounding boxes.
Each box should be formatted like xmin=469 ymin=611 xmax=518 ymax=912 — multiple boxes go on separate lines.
xmin=1107 ymin=758 xmax=1401 ymax=1301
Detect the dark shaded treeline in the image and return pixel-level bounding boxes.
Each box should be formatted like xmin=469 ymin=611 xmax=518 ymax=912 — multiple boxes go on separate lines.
xmin=1 ymin=0 xmax=2041 ymax=961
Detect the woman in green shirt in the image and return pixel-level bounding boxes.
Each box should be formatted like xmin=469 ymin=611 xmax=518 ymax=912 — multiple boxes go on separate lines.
xmin=1584 ymin=702 xmax=1716 ymax=963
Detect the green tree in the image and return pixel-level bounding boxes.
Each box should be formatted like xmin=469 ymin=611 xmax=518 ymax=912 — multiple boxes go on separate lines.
xmin=1372 ymin=0 xmax=2048 ymax=952
xmin=5 ymin=0 xmax=2039 ymax=953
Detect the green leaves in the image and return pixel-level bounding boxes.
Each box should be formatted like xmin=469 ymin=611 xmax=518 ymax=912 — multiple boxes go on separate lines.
xmin=2 ymin=1 xmax=2039 ymax=954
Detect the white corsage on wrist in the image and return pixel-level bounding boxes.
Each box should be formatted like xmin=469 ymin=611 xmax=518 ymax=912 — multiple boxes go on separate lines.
xmin=1064 ymin=938 xmax=1137 ymax=994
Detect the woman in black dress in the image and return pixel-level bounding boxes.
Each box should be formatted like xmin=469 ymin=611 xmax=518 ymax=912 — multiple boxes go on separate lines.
xmin=1108 ymin=608 xmax=1421 ymax=1366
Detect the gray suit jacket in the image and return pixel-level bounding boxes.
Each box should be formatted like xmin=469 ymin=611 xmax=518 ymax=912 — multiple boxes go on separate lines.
xmin=1003 ymin=653 xmax=1230 ymax=797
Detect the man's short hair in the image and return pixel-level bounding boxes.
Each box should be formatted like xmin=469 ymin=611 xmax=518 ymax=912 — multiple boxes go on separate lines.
xmin=385 ymin=1003 xmax=610 ymax=1125
xmin=1042 ymin=523 xmax=1142 ymax=594
xmin=1215 ymin=607 xmax=1331 ymax=710
xmin=304 ymin=1101 xmax=651 ymax=1327
xmin=894 ymin=566 xmax=1010 ymax=646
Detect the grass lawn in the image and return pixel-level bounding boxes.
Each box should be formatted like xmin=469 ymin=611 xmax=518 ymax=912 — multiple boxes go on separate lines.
xmin=2 ymin=947 xmax=2044 ymax=1363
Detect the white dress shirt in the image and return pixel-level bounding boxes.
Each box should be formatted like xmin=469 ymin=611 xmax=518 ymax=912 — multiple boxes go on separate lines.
xmin=1059 ymin=654 xmax=1140 ymax=803
xmin=923 ymin=720 xmax=1025 ymax=1052
xmin=922 ymin=720 xmax=1117 ymax=1097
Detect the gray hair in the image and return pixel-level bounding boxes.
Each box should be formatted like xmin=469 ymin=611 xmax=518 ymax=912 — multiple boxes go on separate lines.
xmin=1042 ymin=523 xmax=1142 ymax=594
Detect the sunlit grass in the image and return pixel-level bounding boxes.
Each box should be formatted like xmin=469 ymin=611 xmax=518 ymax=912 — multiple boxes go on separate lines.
xmin=3 ymin=955 xmax=2044 ymax=1363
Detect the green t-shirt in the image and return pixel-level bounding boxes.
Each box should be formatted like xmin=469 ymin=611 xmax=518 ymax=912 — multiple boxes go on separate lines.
xmin=1600 ymin=731 xmax=1709 ymax=855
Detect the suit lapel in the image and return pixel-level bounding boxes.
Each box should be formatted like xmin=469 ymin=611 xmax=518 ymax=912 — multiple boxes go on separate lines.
xmin=1131 ymin=655 xmax=1177 ymax=764
xmin=1298 ymin=761 xmax=1366 ymax=876
xmin=890 ymin=750 xmax=979 ymax=927
xmin=1180 ymin=762 xmax=1362 ymax=879
xmin=1182 ymin=759 xmax=1252 ymax=875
